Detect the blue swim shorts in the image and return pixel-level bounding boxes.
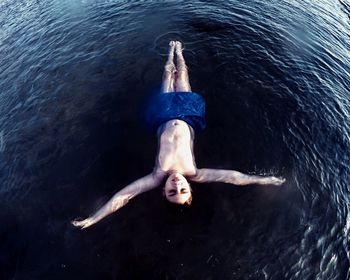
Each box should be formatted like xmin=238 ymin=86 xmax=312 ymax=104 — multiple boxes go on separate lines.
xmin=145 ymin=92 xmax=206 ymax=132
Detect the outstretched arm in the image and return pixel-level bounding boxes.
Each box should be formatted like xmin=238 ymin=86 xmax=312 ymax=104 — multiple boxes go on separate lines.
xmin=71 ymin=173 xmax=163 ymax=229
xmin=191 ymin=168 xmax=285 ymax=186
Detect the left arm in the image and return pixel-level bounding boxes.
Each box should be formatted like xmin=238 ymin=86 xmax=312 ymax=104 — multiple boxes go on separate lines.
xmin=191 ymin=168 xmax=285 ymax=186
xmin=71 ymin=173 xmax=163 ymax=229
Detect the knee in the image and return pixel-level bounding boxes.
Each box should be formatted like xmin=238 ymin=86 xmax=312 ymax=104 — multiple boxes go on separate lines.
xmin=164 ymin=63 xmax=176 ymax=73
xmin=176 ymin=70 xmax=188 ymax=80
xmin=177 ymin=64 xmax=187 ymax=73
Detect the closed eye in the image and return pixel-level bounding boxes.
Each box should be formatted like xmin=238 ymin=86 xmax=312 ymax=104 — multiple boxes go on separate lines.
xmin=168 ymin=190 xmax=177 ymax=196
xmin=168 ymin=189 xmax=188 ymax=196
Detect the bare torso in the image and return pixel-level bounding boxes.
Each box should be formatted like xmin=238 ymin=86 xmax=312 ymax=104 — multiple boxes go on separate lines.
xmin=155 ymin=119 xmax=197 ymax=176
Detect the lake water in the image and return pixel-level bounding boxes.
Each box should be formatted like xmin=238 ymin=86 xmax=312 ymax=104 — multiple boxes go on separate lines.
xmin=1 ymin=0 xmax=349 ymax=279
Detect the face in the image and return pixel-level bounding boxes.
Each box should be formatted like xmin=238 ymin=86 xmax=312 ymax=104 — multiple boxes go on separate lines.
xmin=163 ymin=173 xmax=192 ymax=204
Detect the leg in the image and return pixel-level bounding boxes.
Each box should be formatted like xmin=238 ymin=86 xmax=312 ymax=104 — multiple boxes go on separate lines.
xmin=161 ymin=41 xmax=176 ymax=93
xmin=175 ymin=41 xmax=192 ymax=92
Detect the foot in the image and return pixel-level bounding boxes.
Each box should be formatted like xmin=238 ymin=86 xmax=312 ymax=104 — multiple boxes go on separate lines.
xmin=168 ymin=41 xmax=175 ymax=56
xmin=165 ymin=41 xmax=176 ymax=73
xmin=175 ymin=41 xmax=183 ymax=54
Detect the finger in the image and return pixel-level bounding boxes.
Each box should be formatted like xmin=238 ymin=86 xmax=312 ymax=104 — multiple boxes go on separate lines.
xmin=72 ymin=220 xmax=84 ymax=227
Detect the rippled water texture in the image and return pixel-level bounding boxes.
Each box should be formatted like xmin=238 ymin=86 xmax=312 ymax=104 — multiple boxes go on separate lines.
xmin=1 ymin=0 xmax=350 ymax=279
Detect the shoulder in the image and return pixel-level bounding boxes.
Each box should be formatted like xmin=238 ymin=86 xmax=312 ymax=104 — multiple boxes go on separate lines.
xmin=152 ymin=169 xmax=167 ymax=181
xmin=188 ymin=169 xmax=217 ymax=183
xmin=187 ymin=168 xmax=202 ymax=182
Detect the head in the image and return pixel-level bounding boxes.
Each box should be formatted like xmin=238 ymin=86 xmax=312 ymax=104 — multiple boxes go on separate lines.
xmin=163 ymin=172 xmax=193 ymax=205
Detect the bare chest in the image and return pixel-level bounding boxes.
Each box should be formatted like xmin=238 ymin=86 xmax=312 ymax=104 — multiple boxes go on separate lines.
xmin=156 ymin=120 xmax=196 ymax=174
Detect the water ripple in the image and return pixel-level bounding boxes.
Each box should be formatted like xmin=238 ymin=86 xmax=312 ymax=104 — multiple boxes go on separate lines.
xmin=0 ymin=0 xmax=349 ymax=279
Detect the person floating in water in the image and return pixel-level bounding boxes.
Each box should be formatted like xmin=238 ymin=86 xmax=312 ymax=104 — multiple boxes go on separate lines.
xmin=72 ymin=41 xmax=285 ymax=229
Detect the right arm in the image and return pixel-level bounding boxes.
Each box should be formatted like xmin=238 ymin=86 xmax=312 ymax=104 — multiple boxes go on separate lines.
xmin=71 ymin=173 xmax=163 ymax=229
xmin=191 ymin=168 xmax=285 ymax=186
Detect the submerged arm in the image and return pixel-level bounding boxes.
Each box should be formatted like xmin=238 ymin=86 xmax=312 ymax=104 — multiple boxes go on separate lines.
xmin=71 ymin=173 xmax=163 ymax=229
xmin=191 ymin=168 xmax=285 ymax=186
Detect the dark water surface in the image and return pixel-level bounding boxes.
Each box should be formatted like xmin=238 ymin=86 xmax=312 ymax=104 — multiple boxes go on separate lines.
xmin=1 ymin=0 xmax=350 ymax=279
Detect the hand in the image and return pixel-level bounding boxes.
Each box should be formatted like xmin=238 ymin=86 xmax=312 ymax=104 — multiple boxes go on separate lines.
xmin=267 ymin=176 xmax=286 ymax=186
xmin=71 ymin=218 xmax=94 ymax=229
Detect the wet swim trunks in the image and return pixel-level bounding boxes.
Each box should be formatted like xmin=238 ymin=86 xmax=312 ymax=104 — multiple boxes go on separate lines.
xmin=146 ymin=92 xmax=206 ymax=132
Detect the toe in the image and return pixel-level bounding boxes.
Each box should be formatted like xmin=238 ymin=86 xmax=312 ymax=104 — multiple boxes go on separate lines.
xmin=175 ymin=41 xmax=184 ymax=52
